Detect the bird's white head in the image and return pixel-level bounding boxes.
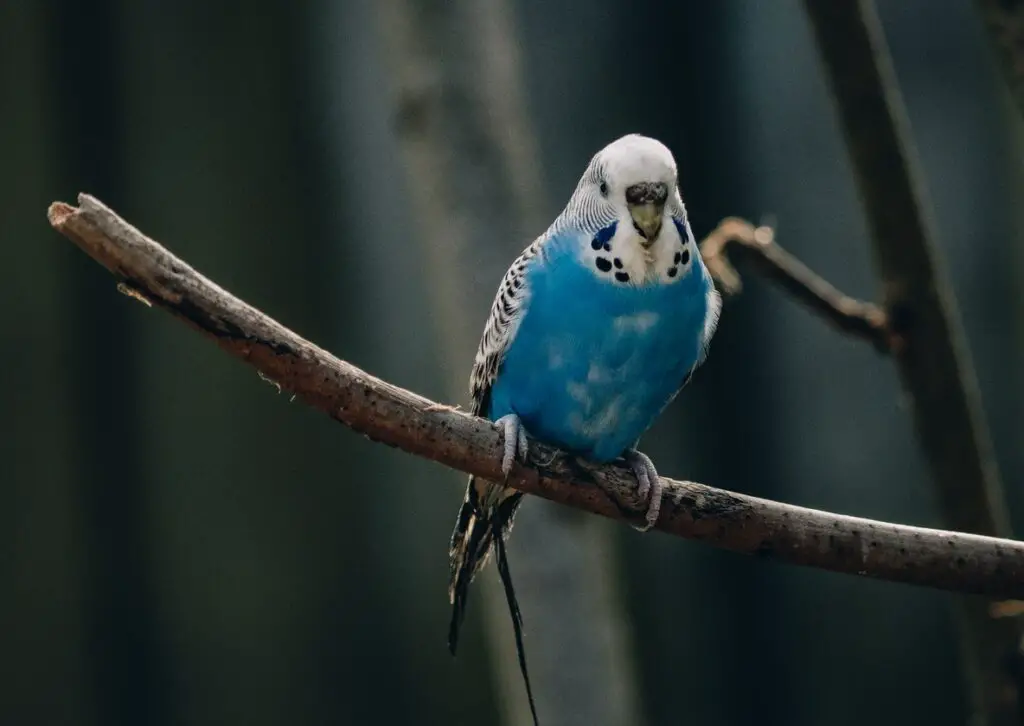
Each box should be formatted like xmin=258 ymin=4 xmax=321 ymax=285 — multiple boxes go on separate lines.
xmin=564 ymin=134 xmax=682 ymax=250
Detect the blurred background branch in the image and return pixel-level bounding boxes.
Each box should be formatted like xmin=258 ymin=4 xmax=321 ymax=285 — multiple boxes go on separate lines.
xmin=699 ymin=218 xmax=891 ymax=351
xmin=803 ymin=1 xmax=1023 ymax=723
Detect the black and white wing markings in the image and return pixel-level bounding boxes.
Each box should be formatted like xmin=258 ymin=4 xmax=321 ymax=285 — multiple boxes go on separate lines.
xmin=469 ymin=237 xmax=545 ymax=416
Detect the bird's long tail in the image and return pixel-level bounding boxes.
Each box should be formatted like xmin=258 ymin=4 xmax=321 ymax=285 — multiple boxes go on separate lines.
xmin=448 ymin=476 xmax=538 ymax=725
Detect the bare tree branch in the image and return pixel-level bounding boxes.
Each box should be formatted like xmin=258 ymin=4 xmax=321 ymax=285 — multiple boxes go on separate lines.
xmin=48 ymin=194 xmax=1024 ymax=604
xmin=699 ymin=217 xmax=891 ymax=352
xmin=976 ymin=0 xmax=1024 ymax=119
xmin=803 ymin=2 xmax=1022 ymax=723
xmin=803 ymin=0 xmax=1011 ymax=539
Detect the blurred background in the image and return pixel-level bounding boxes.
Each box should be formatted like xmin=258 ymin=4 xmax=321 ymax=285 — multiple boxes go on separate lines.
xmin=3 ymin=0 xmax=1023 ymax=724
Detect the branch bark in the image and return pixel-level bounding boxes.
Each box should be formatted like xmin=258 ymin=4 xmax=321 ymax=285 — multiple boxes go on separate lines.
xmin=48 ymin=193 xmax=1024 ymax=601
xmin=803 ymin=1 xmax=1022 ymax=723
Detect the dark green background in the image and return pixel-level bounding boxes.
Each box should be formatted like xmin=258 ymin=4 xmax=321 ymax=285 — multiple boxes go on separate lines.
xmin=3 ymin=1 xmax=1022 ymax=724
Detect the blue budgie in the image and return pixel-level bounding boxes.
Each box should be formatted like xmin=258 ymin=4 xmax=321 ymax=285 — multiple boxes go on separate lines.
xmin=447 ymin=134 xmax=721 ymax=723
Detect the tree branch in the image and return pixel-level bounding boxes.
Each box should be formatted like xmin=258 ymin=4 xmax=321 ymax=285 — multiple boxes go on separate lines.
xmin=699 ymin=217 xmax=892 ymax=352
xmin=803 ymin=0 xmax=1011 ymax=540
xmin=48 ymin=193 xmax=1024 ymax=601
xmin=803 ymin=1 xmax=1021 ymax=722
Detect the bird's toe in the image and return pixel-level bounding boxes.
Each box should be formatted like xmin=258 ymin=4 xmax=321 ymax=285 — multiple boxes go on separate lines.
xmin=496 ymin=413 xmax=527 ymax=479
xmin=625 ymin=449 xmax=663 ymax=532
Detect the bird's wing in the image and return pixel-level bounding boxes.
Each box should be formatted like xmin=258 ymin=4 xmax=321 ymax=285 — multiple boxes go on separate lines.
xmin=670 ymin=249 xmax=723 ymax=401
xmin=696 ymin=281 xmax=723 ymax=368
xmin=469 ymin=236 xmax=545 ymax=417
xmin=449 ymin=235 xmax=547 ymax=649
xmin=453 ymin=233 xmax=546 ymax=721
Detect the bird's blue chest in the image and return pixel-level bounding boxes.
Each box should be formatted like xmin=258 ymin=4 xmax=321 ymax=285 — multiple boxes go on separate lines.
xmin=487 ymin=237 xmax=711 ymax=462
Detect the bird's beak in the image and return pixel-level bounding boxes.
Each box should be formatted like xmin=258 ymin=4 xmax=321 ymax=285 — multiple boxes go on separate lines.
xmin=629 ymin=202 xmax=664 ymax=246
xmin=626 ymin=182 xmax=668 ymax=247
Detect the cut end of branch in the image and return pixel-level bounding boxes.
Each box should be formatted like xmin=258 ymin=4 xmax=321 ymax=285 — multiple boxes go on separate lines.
xmin=47 ymin=201 xmax=77 ymax=229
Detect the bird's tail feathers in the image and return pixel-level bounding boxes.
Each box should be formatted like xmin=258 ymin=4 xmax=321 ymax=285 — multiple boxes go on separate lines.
xmin=447 ymin=475 xmax=538 ymax=724
xmin=447 ymin=476 xmax=521 ymax=653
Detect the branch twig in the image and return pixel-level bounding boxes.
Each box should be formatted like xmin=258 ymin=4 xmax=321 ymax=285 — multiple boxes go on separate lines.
xmin=699 ymin=217 xmax=891 ymax=352
xmin=48 ymin=194 xmax=1024 ymax=601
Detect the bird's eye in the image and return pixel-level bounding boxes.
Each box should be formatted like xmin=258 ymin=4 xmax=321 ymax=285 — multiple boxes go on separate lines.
xmin=599 ymin=180 xmax=609 ymax=197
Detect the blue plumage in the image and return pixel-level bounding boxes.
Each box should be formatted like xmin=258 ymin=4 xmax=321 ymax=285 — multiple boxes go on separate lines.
xmin=488 ymin=222 xmax=712 ymax=462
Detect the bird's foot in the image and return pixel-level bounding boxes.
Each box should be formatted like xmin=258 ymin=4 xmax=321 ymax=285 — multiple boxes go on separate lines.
xmin=623 ymin=449 xmax=663 ymax=532
xmin=495 ymin=413 xmax=530 ymax=479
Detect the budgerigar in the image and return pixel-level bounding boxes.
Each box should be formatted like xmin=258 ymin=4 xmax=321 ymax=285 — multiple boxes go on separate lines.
xmin=447 ymin=134 xmax=721 ymax=724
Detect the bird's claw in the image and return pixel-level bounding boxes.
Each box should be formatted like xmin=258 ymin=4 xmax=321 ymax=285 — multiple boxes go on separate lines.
xmin=624 ymin=449 xmax=663 ymax=532
xmin=496 ymin=413 xmax=529 ymax=479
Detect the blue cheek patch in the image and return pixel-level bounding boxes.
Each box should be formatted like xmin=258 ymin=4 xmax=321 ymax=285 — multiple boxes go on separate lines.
xmin=589 ymin=221 xmax=618 ymax=252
